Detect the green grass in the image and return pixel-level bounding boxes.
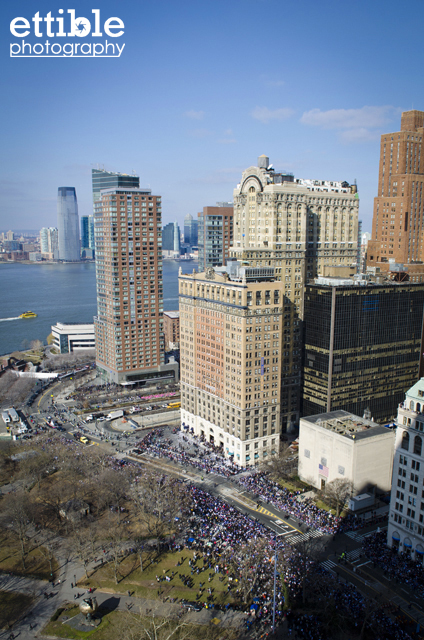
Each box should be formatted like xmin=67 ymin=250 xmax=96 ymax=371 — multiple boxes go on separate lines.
xmin=79 ymin=550 xmax=235 ymax=606
xmin=0 ymin=590 xmax=33 ymax=630
xmin=0 ymin=531 xmax=59 ymax=580
xmin=44 ymin=608 xmax=237 ymax=640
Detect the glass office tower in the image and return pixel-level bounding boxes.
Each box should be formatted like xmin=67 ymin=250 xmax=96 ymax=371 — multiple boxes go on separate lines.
xmin=57 ymin=187 xmax=80 ymax=261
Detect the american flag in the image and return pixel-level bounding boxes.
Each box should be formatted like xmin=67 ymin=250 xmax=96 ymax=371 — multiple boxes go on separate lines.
xmin=319 ymin=463 xmax=329 ymax=477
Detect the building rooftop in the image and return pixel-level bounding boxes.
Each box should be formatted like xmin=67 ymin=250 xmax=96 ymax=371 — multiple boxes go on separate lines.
xmin=163 ymin=311 xmax=179 ymax=319
xmin=302 ymin=410 xmax=388 ymax=440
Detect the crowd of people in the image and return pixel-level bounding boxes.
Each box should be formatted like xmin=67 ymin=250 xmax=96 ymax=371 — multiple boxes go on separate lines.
xmin=6 ymin=429 xmax=417 ymax=640
xmin=237 ymin=470 xmax=367 ymax=534
xmin=363 ymin=531 xmax=424 ymax=598
xmin=133 ymin=429 xmax=243 ymax=477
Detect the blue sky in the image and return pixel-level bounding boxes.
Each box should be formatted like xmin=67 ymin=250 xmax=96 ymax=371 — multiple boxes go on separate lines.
xmin=1 ymin=0 xmax=423 ymax=233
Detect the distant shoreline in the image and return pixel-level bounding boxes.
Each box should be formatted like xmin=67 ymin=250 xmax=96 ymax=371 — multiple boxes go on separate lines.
xmin=0 ymin=260 xmax=95 ymax=266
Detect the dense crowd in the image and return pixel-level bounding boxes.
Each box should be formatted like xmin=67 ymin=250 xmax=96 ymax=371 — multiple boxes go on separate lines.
xmin=363 ymin=531 xmax=424 ymax=598
xmin=237 ymin=470 xmax=367 ymax=534
xmin=5 ymin=431 xmax=415 ymax=639
xmin=134 ymin=430 xmax=243 ymax=477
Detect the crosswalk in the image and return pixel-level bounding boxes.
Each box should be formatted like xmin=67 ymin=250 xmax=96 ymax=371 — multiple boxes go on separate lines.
xmin=346 ymin=548 xmax=363 ymax=562
xmin=321 ymin=559 xmax=337 ymax=574
xmin=345 ymin=526 xmax=387 ymax=542
xmin=287 ymin=529 xmax=324 ymax=545
xmin=345 ymin=530 xmax=369 ymax=542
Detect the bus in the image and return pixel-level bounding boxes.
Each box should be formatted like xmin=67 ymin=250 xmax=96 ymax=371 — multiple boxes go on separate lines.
xmin=7 ymin=408 xmax=19 ymax=423
xmin=167 ymin=401 xmax=181 ymax=409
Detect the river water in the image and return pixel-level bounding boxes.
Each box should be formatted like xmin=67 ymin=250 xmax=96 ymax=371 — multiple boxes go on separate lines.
xmin=0 ymin=260 xmax=195 ymax=356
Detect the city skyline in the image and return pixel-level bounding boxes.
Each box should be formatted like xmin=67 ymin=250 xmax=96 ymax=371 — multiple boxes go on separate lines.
xmin=2 ymin=0 xmax=424 ymax=233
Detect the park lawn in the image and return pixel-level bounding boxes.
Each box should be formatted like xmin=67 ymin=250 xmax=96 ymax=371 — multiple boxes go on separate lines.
xmin=314 ymin=499 xmax=336 ymax=515
xmin=43 ymin=605 xmax=111 ymax=639
xmin=44 ymin=608 xmax=236 ymax=640
xmin=0 ymin=590 xmax=33 ymax=630
xmin=0 ymin=531 xmax=59 ymax=580
xmin=79 ymin=550 xmax=235 ymax=606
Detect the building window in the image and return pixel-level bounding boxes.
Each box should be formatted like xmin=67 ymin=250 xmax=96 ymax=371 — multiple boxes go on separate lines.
xmin=338 ymin=465 xmax=345 ymax=475
xmin=304 ymin=449 xmax=310 ymax=458
xmin=402 ymin=432 xmax=410 ymax=451
xmin=414 ymin=435 xmax=422 ymax=456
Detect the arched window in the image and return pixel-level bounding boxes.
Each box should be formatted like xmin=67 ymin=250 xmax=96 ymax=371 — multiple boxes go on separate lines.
xmin=417 ymin=403 xmax=421 ymax=413
xmin=414 ymin=435 xmax=422 ymax=456
xmin=410 ymin=401 xmax=415 ymax=410
xmin=401 ymin=431 xmax=410 ymax=451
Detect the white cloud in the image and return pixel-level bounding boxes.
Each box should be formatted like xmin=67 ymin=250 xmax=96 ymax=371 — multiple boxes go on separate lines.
xmin=188 ymin=128 xmax=212 ymax=138
xmin=340 ymin=128 xmax=380 ymax=143
xmin=218 ymin=128 xmax=237 ymax=144
xmin=184 ymin=110 xmax=205 ymax=120
xmin=300 ymin=106 xmax=399 ymax=142
xmin=251 ymin=106 xmax=295 ymax=124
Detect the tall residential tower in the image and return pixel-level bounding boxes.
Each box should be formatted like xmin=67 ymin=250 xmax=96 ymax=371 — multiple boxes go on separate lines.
xmin=94 ymin=187 xmax=178 ymax=384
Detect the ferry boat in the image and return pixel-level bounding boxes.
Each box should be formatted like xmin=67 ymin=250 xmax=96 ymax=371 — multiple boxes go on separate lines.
xmin=19 ymin=311 xmax=37 ymax=319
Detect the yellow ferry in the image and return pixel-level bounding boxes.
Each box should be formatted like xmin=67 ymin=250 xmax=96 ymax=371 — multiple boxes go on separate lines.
xmin=19 ymin=311 xmax=37 ymax=319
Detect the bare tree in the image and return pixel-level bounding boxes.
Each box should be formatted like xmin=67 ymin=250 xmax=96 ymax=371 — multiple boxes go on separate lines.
xmin=132 ymin=474 xmax=189 ymax=552
xmin=263 ymin=443 xmax=297 ymax=481
xmin=0 ymin=491 xmax=35 ymax=570
xmin=69 ymin=523 xmax=92 ymax=580
xmin=37 ymin=531 xmax=60 ymax=580
xmin=18 ymin=448 xmax=55 ymax=491
xmin=121 ymin=611 xmax=221 ymax=640
xmin=324 ymin=478 xmax=353 ymax=517
xmin=104 ymin=515 xmax=126 ymax=584
xmin=30 ymin=339 xmax=44 ymax=352
xmin=222 ymin=538 xmax=285 ymax=604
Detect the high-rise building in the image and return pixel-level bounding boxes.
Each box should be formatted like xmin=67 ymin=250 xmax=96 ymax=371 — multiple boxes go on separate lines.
xmin=93 ymin=187 xmax=178 ymax=385
xmin=387 ymin=377 xmax=424 ymax=562
xmin=81 ymin=216 xmax=90 ymax=249
xmin=163 ymin=311 xmax=180 ymax=351
xmin=162 ymin=221 xmax=181 ymax=257
xmin=40 ymin=227 xmax=58 ymax=257
xmin=197 ymin=206 xmax=233 ymax=272
xmin=367 ymin=110 xmax=424 ymax=275
xmin=302 ymin=277 xmax=424 ymax=423
xmin=57 ymin=187 xmax=80 ymax=261
xmin=184 ymin=214 xmax=198 ymax=246
xmin=88 ymin=215 xmax=95 ymax=249
xmin=229 ymin=156 xmax=359 ymax=431
xmin=179 ymin=261 xmax=281 ymax=465
xmin=92 ymin=168 xmax=140 ymax=204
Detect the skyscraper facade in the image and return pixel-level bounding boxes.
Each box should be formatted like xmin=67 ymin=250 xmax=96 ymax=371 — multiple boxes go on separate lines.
xmin=179 ymin=262 xmax=281 ymax=465
xmin=92 ymin=168 xmax=140 ymax=203
xmin=228 ymin=156 xmax=359 ymax=431
xmin=93 ymin=187 xmax=178 ymax=384
xmin=40 ymin=226 xmax=58 ymax=257
xmin=81 ymin=216 xmax=90 ymax=249
xmin=197 ymin=206 xmax=233 ymax=272
xmin=387 ymin=377 xmax=424 ymax=562
xmin=57 ymin=187 xmax=80 ymax=261
xmin=88 ymin=215 xmax=95 ymax=249
xmin=367 ymin=110 xmax=424 ymax=273
xmin=162 ymin=221 xmax=181 ymax=257
xmin=302 ymin=278 xmax=424 ymax=423
xmin=184 ymin=213 xmax=198 ymax=246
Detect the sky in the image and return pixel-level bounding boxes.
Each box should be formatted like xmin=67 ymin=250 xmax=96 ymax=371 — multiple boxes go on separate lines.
xmin=1 ymin=0 xmax=424 ymax=234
